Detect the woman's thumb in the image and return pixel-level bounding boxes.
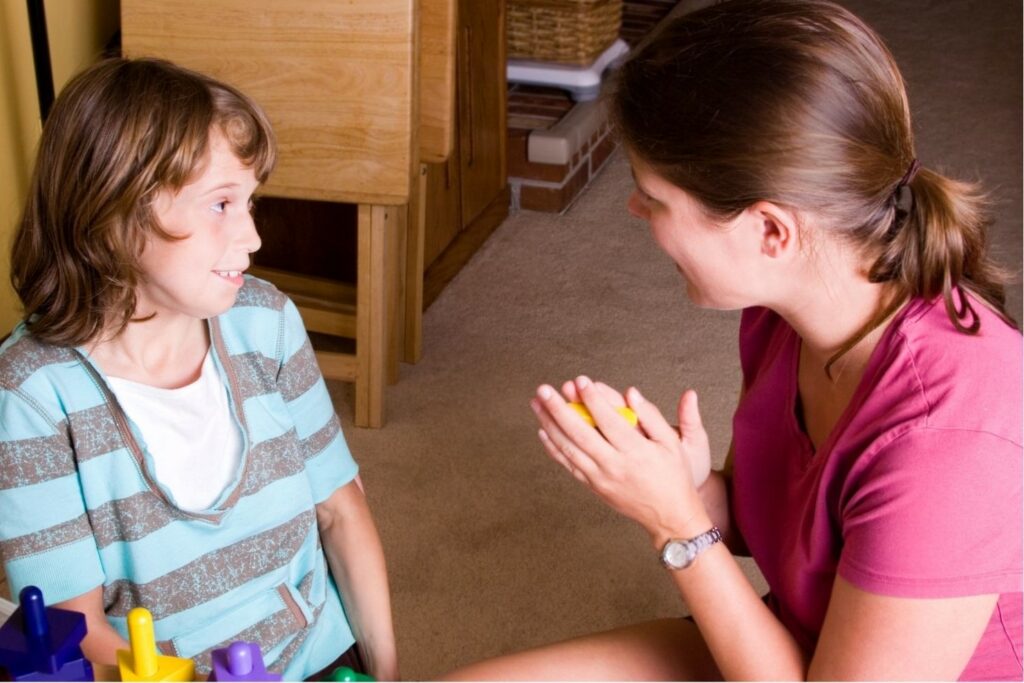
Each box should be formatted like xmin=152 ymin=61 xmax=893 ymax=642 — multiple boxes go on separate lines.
xmin=677 ymin=389 xmax=703 ymax=435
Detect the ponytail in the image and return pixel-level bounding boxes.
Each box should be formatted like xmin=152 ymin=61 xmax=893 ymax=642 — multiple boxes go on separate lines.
xmin=868 ymin=167 xmax=1017 ymax=334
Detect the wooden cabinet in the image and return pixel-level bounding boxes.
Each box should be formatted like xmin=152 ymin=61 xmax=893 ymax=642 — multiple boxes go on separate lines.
xmin=422 ymin=0 xmax=510 ymax=306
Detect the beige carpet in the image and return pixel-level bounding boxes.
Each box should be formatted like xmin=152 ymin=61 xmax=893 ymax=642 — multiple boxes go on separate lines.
xmin=330 ymin=1 xmax=1022 ymax=678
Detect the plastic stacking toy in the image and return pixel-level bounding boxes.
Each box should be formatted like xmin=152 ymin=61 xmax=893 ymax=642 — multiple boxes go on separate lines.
xmin=209 ymin=641 xmax=281 ymax=681
xmin=568 ymin=401 xmax=639 ymax=428
xmin=324 ymin=665 xmax=374 ymax=682
xmin=0 ymin=585 xmax=94 ymax=681
xmin=116 ymin=607 xmax=193 ymax=681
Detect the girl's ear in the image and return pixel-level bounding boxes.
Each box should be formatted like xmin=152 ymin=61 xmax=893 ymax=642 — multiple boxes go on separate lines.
xmin=747 ymin=201 xmax=800 ymax=259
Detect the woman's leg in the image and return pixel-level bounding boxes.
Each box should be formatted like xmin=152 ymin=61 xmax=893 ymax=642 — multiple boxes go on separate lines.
xmin=440 ymin=618 xmax=721 ymax=681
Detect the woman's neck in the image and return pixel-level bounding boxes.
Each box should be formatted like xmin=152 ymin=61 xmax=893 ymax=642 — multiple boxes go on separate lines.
xmin=772 ymin=243 xmax=899 ymax=381
xmin=86 ymin=315 xmax=210 ymax=388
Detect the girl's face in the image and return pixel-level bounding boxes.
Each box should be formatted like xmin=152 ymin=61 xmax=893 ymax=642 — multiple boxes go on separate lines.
xmin=136 ymin=131 xmax=262 ymax=323
xmin=626 ymin=154 xmax=767 ymax=310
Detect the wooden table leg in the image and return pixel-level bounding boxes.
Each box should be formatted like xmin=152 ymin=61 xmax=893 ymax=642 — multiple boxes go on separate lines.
xmin=355 ymin=204 xmax=390 ymax=428
xmin=403 ymin=164 xmax=428 ymax=364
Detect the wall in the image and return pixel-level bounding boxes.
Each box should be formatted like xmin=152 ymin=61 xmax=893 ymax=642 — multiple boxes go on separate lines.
xmin=0 ymin=0 xmax=119 ymax=332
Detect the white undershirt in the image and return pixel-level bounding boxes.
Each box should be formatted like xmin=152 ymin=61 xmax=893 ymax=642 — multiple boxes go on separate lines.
xmin=106 ymin=351 xmax=243 ymax=512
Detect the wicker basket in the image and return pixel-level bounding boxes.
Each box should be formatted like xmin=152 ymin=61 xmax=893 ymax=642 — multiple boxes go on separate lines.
xmin=508 ymin=0 xmax=623 ymax=66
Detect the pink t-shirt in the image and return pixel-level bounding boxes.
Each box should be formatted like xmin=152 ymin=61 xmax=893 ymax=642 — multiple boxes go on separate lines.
xmin=731 ymin=295 xmax=1023 ymax=680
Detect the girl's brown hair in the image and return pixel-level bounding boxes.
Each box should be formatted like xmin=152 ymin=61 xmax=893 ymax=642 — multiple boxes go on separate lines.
xmin=11 ymin=57 xmax=276 ymax=347
xmin=612 ymin=0 xmax=1016 ymax=363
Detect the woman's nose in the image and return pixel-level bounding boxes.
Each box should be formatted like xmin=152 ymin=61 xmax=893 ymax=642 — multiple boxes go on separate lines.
xmin=627 ymin=191 xmax=648 ymax=219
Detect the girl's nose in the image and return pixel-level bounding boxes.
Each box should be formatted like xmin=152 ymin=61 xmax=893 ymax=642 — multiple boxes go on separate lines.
xmin=238 ymin=212 xmax=262 ymax=255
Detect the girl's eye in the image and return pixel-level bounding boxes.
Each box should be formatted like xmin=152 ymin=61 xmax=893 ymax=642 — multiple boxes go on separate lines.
xmin=211 ymin=201 xmax=227 ymax=214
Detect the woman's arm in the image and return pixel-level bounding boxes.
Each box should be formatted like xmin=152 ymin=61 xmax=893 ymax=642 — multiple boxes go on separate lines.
xmin=54 ymin=586 xmax=129 ymax=666
xmin=534 ymin=378 xmax=811 ymax=678
xmin=656 ymin=509 xmax=809 ymax=680
xmin=668 ymin=544 xmax=996 ymax=680
xmin=810 ymin=578 xmax=996 ymax=679
xmin=316 ymin=480 xmax=398 ymax=681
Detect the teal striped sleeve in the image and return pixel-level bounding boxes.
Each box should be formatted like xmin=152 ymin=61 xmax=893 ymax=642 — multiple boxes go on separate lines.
xmin=277 ymin=298 xmax=358 ymax=503
xmin=0 ymin=387 xmax=105 ymax=603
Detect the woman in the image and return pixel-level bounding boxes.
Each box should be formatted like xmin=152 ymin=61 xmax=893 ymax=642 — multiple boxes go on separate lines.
xmin=446 ymin=0 xmax=1022 ymax=679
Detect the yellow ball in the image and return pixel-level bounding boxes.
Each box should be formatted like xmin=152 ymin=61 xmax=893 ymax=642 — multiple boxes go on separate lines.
xmin=568 ymin=401 xmax=638 ymax=427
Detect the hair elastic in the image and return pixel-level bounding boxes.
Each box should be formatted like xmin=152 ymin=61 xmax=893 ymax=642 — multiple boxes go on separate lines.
xmin=894 ymin=158 xmax=920 ymax=216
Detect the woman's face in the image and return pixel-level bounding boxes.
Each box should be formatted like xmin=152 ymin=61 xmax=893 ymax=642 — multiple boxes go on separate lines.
xmin=626 ymin=154 xmax=768 ymax=310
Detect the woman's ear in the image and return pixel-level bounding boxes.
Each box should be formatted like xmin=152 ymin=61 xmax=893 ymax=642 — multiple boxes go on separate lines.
xmin=748 ymin=201 xmax=800 ymax=259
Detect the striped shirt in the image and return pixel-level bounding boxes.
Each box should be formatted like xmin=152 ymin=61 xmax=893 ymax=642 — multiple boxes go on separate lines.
xmin=0 ymin=277 xmax=358 ymax=679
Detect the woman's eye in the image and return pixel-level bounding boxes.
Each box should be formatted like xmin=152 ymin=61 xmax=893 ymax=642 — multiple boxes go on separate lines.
xmin=211 ymin=201 xmax=227 ymax=214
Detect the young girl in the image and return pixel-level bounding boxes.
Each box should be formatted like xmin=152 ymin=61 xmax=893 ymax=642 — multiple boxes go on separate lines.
xmin=0 ymin=58 xmax=398 ymax=680
xmin=447 ymin=0 xmax=1021 ymax=680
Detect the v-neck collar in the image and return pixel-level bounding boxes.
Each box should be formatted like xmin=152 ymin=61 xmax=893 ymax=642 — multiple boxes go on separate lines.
xmin=784 ymin=300 xmax=917 ymax=467
xmin=73 ymin=317 xmax=250 ymax=523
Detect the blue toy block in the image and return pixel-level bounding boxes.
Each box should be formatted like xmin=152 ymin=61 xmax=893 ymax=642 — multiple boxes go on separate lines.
xmin=209 ymin=641 xmax=281 ymax=681
xmin=0 ymin=586 xmax=94 ymax=681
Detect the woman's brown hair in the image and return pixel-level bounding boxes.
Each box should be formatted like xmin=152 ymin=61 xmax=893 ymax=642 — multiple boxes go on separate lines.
xmin=612 ymin=0 xmax=1017 ymax=368
xmin=11 ymin=57 xmax=276 ymax=347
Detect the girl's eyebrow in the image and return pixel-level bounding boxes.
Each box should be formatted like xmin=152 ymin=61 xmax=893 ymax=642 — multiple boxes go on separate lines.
xmin=198 ymin=182 xmax=242 ymax=197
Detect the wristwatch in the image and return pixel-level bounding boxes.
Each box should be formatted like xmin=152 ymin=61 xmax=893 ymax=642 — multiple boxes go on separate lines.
xmin=660 ymin=527 xmax=722 ymax=570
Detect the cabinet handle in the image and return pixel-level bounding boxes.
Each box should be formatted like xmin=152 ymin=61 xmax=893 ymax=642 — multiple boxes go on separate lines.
xmin=463 ymin=24 xmax=475 ymax=167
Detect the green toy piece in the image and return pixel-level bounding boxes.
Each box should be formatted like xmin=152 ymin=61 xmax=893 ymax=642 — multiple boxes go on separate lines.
xmin=324 ymin=665 xmax=374 ymax=682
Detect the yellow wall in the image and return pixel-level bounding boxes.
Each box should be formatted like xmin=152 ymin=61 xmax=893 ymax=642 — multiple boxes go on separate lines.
xmin=0 ymin=0 xmax=119 ymax=332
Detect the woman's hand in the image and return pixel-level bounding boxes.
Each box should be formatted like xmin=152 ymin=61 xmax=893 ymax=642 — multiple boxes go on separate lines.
xmin=531 ymin=375 xmax=713 ymax=544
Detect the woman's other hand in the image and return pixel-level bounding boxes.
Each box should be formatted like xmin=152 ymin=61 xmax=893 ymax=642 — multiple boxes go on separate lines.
xmin=531 ymin=376 xmax=713 ymax=543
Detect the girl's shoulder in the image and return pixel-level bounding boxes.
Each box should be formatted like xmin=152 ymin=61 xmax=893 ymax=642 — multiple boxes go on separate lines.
xmin=215 ymin=275 xmax=307 ymax=363
xmin=216 ymin=275 xmax=293 ymax=338
xmin=0 ymin=325 xmax=99 ymax=427
xmin=0 ymin=324 xmax=80 ymax=391
xmin=231 ymin=274 xmax=290 ymax=313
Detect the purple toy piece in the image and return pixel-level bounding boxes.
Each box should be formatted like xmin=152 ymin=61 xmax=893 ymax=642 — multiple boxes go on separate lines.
xmin=209 ymin=641 xmax=281 ymax=681
xmin=0 ymin=586 xmax=94 ymax=681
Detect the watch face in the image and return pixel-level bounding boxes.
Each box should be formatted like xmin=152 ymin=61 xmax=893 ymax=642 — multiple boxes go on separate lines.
xmin=663 ymin=541 xmax=694 ymax=569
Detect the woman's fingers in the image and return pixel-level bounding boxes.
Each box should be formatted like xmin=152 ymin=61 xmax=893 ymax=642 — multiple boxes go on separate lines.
xmin=574 ymin=377 xmax=651 ymax=452
xmin=626 ymin=386 xmax=681 ymax=450
xmin=561 ymin=380 xmax=626 ymax=408
xmin=538 ymin=428 xmax=590 ymax=484
xmin=533 ymin=388 xmax=613 ymax=479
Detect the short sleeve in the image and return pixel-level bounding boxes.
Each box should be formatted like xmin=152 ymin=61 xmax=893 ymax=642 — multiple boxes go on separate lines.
xmin=0 ymin=388 xmax=105 ymax=603
xmin=838 ymin=427 xmax=1022 ymax=598
xmin=276 ymin=298 xmax=358 ymax=503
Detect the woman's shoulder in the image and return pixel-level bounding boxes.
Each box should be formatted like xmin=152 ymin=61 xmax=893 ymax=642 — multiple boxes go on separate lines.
xmin=880 ymin=294 xmax=1022 ymax=445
